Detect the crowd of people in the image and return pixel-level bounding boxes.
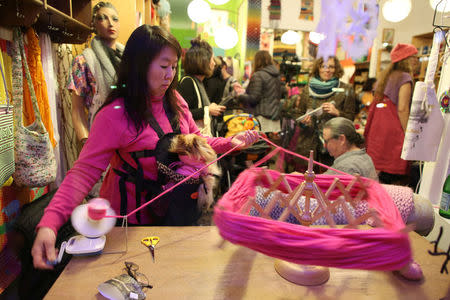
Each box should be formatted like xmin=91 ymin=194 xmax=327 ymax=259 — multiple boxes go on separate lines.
xmin=30 ymin=1 xmax=421 ymax=271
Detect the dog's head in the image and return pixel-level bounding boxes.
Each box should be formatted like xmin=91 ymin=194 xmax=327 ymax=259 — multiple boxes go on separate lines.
xmin=169 ymin=134 xmax=217 ymax=163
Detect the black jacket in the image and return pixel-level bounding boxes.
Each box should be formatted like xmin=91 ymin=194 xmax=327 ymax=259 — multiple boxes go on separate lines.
xmin=238 ymin=64 xmax=282 ymax=119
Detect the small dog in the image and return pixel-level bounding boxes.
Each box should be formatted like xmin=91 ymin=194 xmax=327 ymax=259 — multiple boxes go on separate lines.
xmin=168 ymin=134 xmax=221 ymax=210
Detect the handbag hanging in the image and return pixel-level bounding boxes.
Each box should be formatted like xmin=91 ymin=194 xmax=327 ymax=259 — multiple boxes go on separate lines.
xmin=364 ymin=97 xmax=409 ymax=175
xmin=401 ymin=32 xmax=445 ymax=161
xmin=0 ymin=57 xmax=14 ymax=186
xmin=11 ymin=28 xmax=56 ymax=187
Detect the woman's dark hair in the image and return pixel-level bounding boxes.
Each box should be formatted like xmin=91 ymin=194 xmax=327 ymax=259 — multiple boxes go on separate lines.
xmin=310 ymin=56 xmax=344 ymax=80
xmin=324 ymin=117 xmax=365 ymax=148
xmin=253 ymin=50 xmax=273 ymax=72
xmin=183 ymin=37 xmax=214 ymax=77
xmin=101 ymin=25 xmax=182 ymax=136
xmin=91 ymin=2 xmax=117 ymax=32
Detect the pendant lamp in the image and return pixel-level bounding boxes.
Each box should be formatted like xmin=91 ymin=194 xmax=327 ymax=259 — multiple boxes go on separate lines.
xmin=281 ymin=30 xmax=300 ymax=45
xmin=382 ymin=0 xmax=412 ymax=23
xmin=188 ymin=0 xmax=211 ymax=24
xmin=215 ymin=26 xmax=239 ymax=50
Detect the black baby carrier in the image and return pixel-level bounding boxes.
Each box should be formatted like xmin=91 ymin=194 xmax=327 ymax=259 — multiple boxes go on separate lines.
xmin=113 ymin=104 xmax=203 ymax=226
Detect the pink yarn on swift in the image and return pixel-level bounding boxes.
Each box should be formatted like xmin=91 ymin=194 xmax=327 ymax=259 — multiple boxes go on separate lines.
xmin=214 ymin=135 xmax=412 ymax=271
xmin=214 ymin=168 xmax=411 ymax=271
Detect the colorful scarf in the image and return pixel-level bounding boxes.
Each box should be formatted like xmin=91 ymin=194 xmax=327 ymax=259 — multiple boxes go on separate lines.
xmin=309 ymin=77 xmax=339 ymax=99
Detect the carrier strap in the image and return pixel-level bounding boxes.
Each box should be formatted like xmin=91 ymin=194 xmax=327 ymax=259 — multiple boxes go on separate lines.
xmin=114 ymin=101 xmax=180 ymax=223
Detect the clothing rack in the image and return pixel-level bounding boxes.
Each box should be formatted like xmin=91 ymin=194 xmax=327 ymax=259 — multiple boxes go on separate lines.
xmin=0 ymin=0 xmax=92 ymax=44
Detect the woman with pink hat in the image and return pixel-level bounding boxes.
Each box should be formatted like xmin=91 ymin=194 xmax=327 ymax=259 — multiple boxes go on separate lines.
xmin=364 ymin=43 xmax=418 ymax=185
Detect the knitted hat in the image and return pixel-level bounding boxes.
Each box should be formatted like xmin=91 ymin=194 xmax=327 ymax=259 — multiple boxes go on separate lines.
xmin=390 ymin=43 xmax=418 ymax=63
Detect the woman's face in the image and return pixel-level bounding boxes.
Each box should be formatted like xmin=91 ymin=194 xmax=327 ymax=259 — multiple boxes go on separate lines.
xmin=323 ymin=128 xmax=346 ymax=158
xmin=147 ymin=46 xmax=178 ymax=97
xmin=318 ymin=58 xmax=336 ymax=82
xmin=94 ymin=7 xmax=120 ymax=42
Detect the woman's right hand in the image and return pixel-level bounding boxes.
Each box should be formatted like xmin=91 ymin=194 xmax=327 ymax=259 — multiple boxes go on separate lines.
xmin=209 ymin=103 xmax=226 ymax=116
xmin=301 ymin=115 xmax=312 ymax=126
xmin=31 ymin=227 xmax=57 ymax=270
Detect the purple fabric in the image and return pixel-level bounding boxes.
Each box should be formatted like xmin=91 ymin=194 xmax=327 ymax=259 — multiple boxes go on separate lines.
xmin=384 ymin=72 xmax=413 ymax=106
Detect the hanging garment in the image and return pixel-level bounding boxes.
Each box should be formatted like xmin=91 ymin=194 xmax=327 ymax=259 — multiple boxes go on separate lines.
xmin=21 ymin=28 xmax=56 ymax=147
xmin=40 ymin=32 xmax=65 ymax=186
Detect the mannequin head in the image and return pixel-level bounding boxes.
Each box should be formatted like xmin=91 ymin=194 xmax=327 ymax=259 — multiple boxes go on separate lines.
xmin=92 ymin=2 xmax=120 ymax=46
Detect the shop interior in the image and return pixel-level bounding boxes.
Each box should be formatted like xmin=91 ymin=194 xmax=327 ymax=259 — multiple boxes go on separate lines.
xmin=0 ymin=0 xmax=449 ymax=298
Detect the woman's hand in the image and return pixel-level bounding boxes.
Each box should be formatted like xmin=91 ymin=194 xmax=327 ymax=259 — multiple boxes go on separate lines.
xmin=322 ymin=102 xmax=339 ymax=116
xmin=209 ymin=103 xmax=226 ymax=116
xmin=231 ymin=130 xmax=260 ymax=149
xmin=300 ymin=115 xmax=312 ymax=126
xmin=31 ymin=227 xmax=57 ymax=270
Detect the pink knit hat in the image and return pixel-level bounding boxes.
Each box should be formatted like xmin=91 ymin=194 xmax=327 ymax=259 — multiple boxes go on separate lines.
xmin=390 ymin=43 xmax=418 ymax=63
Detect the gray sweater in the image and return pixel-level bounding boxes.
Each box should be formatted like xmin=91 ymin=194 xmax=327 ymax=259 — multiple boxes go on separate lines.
xmin=324 ymin=149 xmax=378 ymax=181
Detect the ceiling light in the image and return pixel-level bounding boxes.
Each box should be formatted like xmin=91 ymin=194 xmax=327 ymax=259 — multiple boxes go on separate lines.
xmin=208 ymin=0 xmax=231 ymax=5
xmin=214 ymin=26 xmax=239 ymax=50
xmin=382 ymin=0 xmax=412 ymax=23
xmin=430 ymin=0 xmax=450 ymax=12
xmin=281 ymin=30 xmax=300 ymax=45
xmin=309 ymin=32 xmax=326 ymax=45
xmin=187 ymin=0 xmax=211 ymax=24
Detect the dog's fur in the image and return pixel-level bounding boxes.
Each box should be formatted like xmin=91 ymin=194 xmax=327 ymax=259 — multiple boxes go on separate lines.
xmin=168 ymin=134 xmax=221 ymax=210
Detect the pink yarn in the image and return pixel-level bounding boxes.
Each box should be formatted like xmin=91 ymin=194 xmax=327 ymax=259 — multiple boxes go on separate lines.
xmin=104 ymin=133 xmax=411 ymax=271
xmin=214 ymin=168 xmax=411 ymax=271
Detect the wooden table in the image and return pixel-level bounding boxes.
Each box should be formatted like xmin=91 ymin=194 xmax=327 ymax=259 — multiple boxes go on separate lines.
xmin=45 ymin=226 xmax=450 ymax=300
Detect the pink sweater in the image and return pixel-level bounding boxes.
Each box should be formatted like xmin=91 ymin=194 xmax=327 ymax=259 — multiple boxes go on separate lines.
xmin=38 ymin=92 xmax=232 ymax=234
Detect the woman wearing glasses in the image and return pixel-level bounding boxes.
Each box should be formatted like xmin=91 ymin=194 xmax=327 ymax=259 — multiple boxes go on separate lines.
xmin=292 ymin=56 xmax=356 ymax=172
xmin=322 ymin=117 xmax=377 ymax=180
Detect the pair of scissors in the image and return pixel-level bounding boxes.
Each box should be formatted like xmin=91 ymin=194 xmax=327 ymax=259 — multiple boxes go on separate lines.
xmin=141 ymin=236 xmax=160 ymax=263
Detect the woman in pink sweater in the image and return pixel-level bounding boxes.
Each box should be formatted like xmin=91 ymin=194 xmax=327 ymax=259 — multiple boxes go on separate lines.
xmin=32 ymin=25 xmax=258 ymax=269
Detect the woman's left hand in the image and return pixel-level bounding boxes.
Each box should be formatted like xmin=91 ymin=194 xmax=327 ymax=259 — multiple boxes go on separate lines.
xmin=322 ymin=102 xmax=339 ymax=116
xmin=231 ymin=130 xmax=260 ymax=149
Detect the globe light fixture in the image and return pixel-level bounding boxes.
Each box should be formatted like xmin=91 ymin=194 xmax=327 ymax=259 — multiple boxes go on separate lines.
xmin=382 ymin=0 xmax=412 ymax=23
xmin=187 ymin=0 xmax=211 ymax=24
xmin=214 ymin=26 xmax=239 ymax=50
xmin=208 ymin=0 xmax=231 ymax=5
xmin=309 ymin=31 xmax=326 ymax=45
xmin=281 ymin=30 xmax=300 ymax=45
xmin=430 ymin=0 xmax=450 ymax=12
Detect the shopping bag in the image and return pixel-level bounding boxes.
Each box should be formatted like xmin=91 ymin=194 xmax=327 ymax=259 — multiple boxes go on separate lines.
xmin=402 ymin=32 xmax=444 ymax=161
xmin=0 ymin=56 xmax=14 ymax=186
xmin=11 ymin=28 xmax=56 ymax=187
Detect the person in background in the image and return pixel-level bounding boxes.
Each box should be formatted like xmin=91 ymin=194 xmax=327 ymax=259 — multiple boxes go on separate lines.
xmin=238 ymin=50 xmax=283 ymax=134
xmin=32 ymin=25 xmax=259 ymax=270
xmin=293 ymin=56 xmax=356 ymax=172
xmin=204 ymin=56 xmax=243 ymax=105
xmin=68 ymin=1 xmax=124 ymax=146
xmin=365 ymin=43 xmax=418 ymax=185
xmin=322 ymin=117 xmax=378 ymax=180
xmin=204 ymin=56 xmax=228 ymax=104
xmin=177 ymin=37 xmax=225 ymax=137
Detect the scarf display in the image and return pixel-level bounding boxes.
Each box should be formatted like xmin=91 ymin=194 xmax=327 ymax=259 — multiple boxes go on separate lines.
xmin=309 ymin=77 xmax=339 ymax=99
xmin=90 ymin=36 xmax=123 ymax=88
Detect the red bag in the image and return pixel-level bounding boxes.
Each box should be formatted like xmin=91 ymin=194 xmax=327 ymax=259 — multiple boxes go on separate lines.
xmin=364 ymin=97 xmax=409 ymax=175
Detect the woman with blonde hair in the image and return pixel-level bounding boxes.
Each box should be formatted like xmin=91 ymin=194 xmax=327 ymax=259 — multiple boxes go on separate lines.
xmin=364 ymin=43 xmax=418 ymax=184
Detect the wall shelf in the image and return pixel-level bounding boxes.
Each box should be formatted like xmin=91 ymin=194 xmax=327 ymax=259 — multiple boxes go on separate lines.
xmin=0 ymin=0 xmax=92 ymax=44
